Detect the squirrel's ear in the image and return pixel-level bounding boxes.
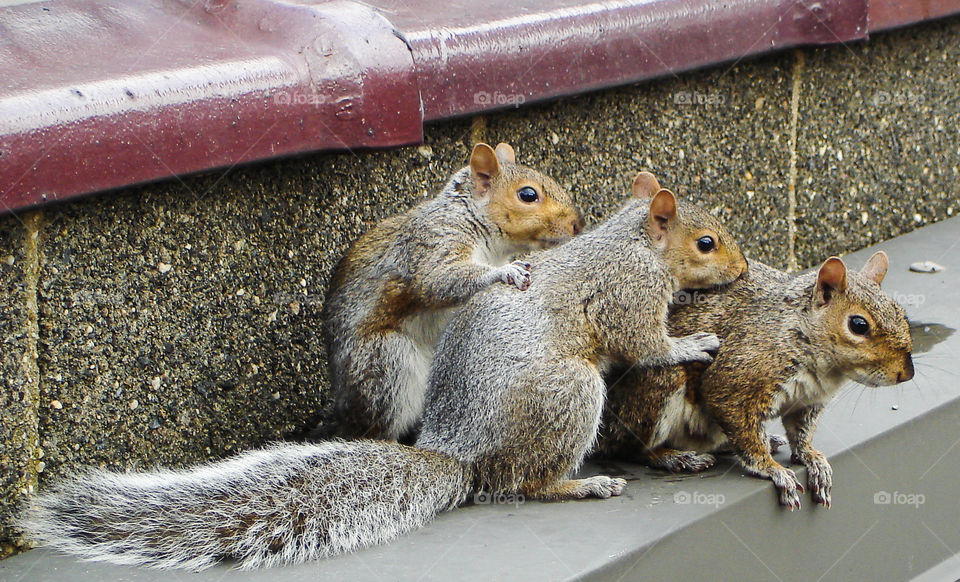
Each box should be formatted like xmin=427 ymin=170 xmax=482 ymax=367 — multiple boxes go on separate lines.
xmin=470 ymin=143 xmax=501 ymax=197
xmin=631 ymin=171 xmax=662 ymax=199
xmin=494 ymin=143 xmax=516 ymax=164
xmin=647 ymin=189 xmax=678 ymax=239
xmin=815 ymin=257 xmax=848 ymax=305
xmin=860 ymin=251 xmax=889 ymax=285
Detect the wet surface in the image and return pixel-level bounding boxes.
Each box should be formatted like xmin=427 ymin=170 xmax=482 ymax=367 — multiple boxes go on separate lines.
xmin=909 ymin=322 xmax=956 ymax=355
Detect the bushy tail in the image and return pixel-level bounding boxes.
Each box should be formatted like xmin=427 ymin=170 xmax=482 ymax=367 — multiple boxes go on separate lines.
xmin=19 ymin=441 xmax=472 ymax=570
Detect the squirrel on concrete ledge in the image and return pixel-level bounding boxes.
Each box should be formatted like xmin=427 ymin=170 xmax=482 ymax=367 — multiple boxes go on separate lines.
xmin=598 ymin=251 xmax=914 ymax=508
xmin=321 ymin=142 xmax=584 ymax=442
xmin=19 ymin=172 xmax=746 ymax=570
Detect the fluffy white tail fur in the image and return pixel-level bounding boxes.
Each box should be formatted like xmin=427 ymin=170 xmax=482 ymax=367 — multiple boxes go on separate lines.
xmin=19 ymin=441 xmax=471 ymax=570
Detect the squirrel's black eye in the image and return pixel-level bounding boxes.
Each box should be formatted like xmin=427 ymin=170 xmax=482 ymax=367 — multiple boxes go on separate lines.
xmin=849 ymin=315 xmax=870 ymax=335
xmin=518 ymin=187 xmax=539 ymax=203
xmin=696 ymin=236 xmax=715 ymax=253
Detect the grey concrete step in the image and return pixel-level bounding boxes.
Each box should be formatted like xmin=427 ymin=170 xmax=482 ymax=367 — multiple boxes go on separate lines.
xmin=3 ymin=217 xmax=960 ymax=582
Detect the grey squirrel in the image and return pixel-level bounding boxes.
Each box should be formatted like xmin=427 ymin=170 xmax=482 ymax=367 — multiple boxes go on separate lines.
xmin=20 ymin=172 xmax=747 ymax=569
xmin=321 ymin=142 xmax=583 ymax=441
xmin=598 ymin=252 xmax=914 ymax=508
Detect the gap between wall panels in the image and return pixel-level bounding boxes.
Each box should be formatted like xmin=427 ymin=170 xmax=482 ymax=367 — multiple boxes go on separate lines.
xmin=18 ymin=210 xmax=43 ymax=533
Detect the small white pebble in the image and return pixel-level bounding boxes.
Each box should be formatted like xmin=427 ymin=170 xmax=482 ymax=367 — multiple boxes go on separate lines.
xmin=158 ymin=262 xmax=172 ymax=274
xmin=184 ymin=244 xmax=192 ymax=250
xmin=416 ymin=145 xmax=434 ymax=159
xmin=129 ymin=399 xmax=139 ymax=410
xmin=914 ymin=213 xmax=922 ymax=223
xmin=36 ymin=461 xmax=46 ymax=473
xmin=150 ymin=376 xmax=161 ymax=390
xmin=287 ymin=250 xmax=294 ymax=259
xmin=237 ymin=288 xmax=245 ymax=296
xmin=299 ymin=278 xmax=307 ymax=288
xmin=267 ymin=310 xmax=278 ymax=323
xmin=550 ymin=132 xmax=560 ymax=145
xmin=50 ymin=400 xmax=62 ymax=410
xmin=861 ymin=211 xmax=869 ymax=224
xmin=271 ymin=392 xmax=281 ymax=400
xmin=891 ymin=405 xmax=899 ymax=411
xmin=2 ymin=255 xmax=13 ymax=266
xmin=910 ymin=261 xmax=945 ymax=273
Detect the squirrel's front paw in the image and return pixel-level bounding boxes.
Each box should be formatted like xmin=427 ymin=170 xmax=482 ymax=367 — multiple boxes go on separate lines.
xmin=497 ymin=260 xmax=532 ymax=291
xmin=768 ymin=465 xmax=805 ymax=510
xmin=669 ymin=332 xmax=721 ymax=364
xmin=792 ymin=451 xmax=833 ymax=507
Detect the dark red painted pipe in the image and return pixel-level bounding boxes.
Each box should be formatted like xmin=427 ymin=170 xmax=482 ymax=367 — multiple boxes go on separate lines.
xmin=1 ymin=0 xmax=958 ymax=214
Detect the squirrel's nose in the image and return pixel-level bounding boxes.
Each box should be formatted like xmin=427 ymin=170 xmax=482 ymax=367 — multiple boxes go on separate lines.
xmin=572 ymin=215 xmax=585 ymax=236
xmin=898 ymin=355 xmax=915 ymax=382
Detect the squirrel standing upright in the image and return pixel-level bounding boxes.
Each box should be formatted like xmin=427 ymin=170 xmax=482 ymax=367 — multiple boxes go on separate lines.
xmin=21 ymin=172 xmax=747 ymax=570
xmin=322 ymin=142 xmax=583 ymax=441
xmin=598 ymin=251 xmax=914 ymax=508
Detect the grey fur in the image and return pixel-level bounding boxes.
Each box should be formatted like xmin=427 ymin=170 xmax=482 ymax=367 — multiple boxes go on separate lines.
xmin=20 ymin=442 xmax=471 ymax=571
xmin=20 ymin=195 xmax=742 ymax=570
xmin=322 ymin=165 xmax=577 ymax=440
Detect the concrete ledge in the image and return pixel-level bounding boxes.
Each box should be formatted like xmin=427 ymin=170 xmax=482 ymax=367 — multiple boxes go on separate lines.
xmin=3 ymin=15 xmax=960 ymax=557
xmin=3 ymin=217 xmax=959 ymax=581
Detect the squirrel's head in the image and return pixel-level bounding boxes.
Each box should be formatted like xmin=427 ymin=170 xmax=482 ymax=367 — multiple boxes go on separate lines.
xmin=633 ymin=172 xmax=748 ymax=290
xmin=469 ymin=142 xmax=584 ymax=250
xmin=807 ymin=252 xmax=914 ymax=386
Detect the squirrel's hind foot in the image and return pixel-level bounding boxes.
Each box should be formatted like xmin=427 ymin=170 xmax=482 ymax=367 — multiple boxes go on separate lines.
xmin=529 ymin=476 xmax=627 ymax=501
xmin=647 ymin=448 xmax=716 ymax=473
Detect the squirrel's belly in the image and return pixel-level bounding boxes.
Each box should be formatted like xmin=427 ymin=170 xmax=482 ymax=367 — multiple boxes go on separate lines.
xmin=402 ymin=307 xmax=456 ymax=348
xmin=658 ymin=392 xmax=719 ymax=449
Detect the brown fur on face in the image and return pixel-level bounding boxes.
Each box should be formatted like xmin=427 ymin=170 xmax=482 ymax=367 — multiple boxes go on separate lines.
xmin=638 ymin=186 xmax=748 ymax=290
xmin=805 ymin=254 xmax=914 ymax=386
xmin=484 ymin=164 xmax=584 ymax=248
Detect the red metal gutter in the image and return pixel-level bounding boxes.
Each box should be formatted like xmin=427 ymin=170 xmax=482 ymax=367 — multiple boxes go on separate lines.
xmin=1 ymin=0 xmax=958 ymax=214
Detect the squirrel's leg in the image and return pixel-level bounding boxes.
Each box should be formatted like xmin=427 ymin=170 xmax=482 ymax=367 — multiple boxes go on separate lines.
xmin=524 ymin=476 xmax=627 ymax=501
xmin=631 ymin=332 xmax=720 ymax=368
xmin=416 ymin=259 xmax=532 ymax=305
xmin=713 ymin=433 xmax=786 ymax=455
xmin=782 ymin=405 xmax=832 ymax=507
xmin=712 ymin=406 xmax=804 ymax=510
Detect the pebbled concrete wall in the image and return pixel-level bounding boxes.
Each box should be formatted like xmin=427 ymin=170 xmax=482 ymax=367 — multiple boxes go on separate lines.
xmin=1 ymin=16 xmax=959 ymax=555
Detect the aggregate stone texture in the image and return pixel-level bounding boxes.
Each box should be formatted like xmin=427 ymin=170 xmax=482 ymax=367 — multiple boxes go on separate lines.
xmin=794 ymin=15 xmax=960 ymax=268
xmin=0 ymin=216 xmax=34 ymax=556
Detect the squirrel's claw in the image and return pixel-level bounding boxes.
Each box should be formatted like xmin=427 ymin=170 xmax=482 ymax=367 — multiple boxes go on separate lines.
xmin=802 ymin=453 xmax=833 ymax=508
xmin=769 ymin=466 xmax=804 ymax=510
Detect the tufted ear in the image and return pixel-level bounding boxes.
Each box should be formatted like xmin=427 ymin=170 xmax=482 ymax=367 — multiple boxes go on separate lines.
xmin=860 ymin=251 xmax=889 ymax=285
xmin=470 ymin=143 xmax=501 ymax=198
xmin=631 ymin=171 xmax=662 ymax=199
xmin=815 ymin=257 xmax=848 ymax=306
xmin=494 ymin=143 xmax=516 ymax=164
